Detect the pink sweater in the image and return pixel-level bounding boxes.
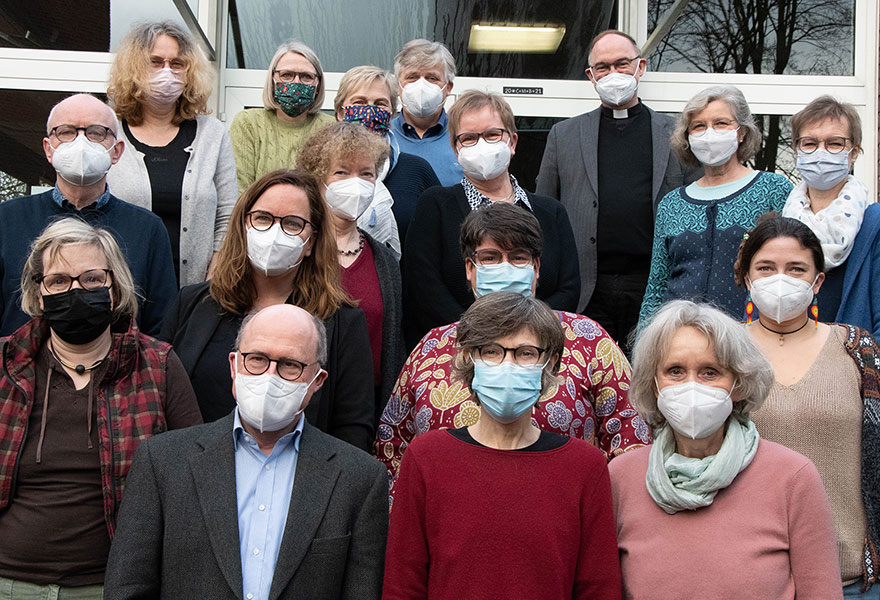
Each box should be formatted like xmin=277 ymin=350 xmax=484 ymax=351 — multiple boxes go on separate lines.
xmin=608 ymin=440 xmax=842 ymax=600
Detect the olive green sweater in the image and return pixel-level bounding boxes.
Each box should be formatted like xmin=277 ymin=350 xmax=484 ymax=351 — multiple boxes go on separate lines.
xmin=229 ymin=108 xmax=333 ymax=193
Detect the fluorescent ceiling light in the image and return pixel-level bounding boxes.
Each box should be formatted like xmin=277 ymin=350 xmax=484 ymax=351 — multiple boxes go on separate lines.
xmin=468 ymin=23 xmax=566 ymax=54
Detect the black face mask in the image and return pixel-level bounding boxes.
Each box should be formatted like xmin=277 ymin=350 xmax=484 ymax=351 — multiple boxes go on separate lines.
xmin=42 ymin=287 xmax=113 ymax=345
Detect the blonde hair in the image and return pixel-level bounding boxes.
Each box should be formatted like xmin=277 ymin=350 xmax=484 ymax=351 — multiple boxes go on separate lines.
xmin=447 ymin=90 xmax=517 ymax=149
xmin=262 ymin=41 xmax=325 ymax=115
xmin=297 ymin=122 xmax=389 ymax=182
xmin=21 ymin=218 xmax=139 ymax=320
xmin=209 ymin=169 xmax=351 ymax=319
xmin=107 ymin=21 xmax=214 ymax=125
xmin=333 ymin=66 xmax=398 ymax=116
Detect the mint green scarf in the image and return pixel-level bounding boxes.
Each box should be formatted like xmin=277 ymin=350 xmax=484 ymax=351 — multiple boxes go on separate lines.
xmin=645 ymin=419 xmax=760 ymax=514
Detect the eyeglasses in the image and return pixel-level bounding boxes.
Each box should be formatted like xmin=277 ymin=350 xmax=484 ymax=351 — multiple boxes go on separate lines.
xmin=471 ymin=248 xmax=534 ymax=267
xmin=150 ymin=57 xmax=186 ymax=71
xmin=239 ymin=352 xmax=312 ymax=381
xmin=688 ymin=119 xmax=738 ymax=136
xmin=247 ymin=210 xmax=311 ymax=236
xmin=49 ymin=124 xmax=115 ymax=144
xmin=37 ymin=269 xmax=112 ymax=294
xmin=588 ymin=56 xmax=641 ymax=77
xmin=795 ymin=136 xmax=851 ymax=154
xmin=475 ymin=343 xmax=547 ymax=366
xmin=455 ymin=128 xmax=509 ymax=147
xmin=273 ymin=70 xmax=319 ymax=85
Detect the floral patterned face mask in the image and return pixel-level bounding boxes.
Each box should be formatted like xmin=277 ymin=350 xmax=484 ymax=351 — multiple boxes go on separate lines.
xmin=342 ymin=104 xmax=391 ymax=136
xmin=274 ymin=81 xmax=316 ymax=118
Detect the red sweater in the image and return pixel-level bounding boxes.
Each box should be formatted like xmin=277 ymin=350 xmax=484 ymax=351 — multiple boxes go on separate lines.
xmin=383 ymin=429 xmax=621 ymax=600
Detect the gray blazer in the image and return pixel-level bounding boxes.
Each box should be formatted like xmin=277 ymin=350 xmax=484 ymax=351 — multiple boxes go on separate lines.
xmin=535 ymin=105 xmax=701 ymax=311
xmin=107 ymin=114 xmax=238 ymax=286
xmin=103 ymin=415 xmax=388 ymax=600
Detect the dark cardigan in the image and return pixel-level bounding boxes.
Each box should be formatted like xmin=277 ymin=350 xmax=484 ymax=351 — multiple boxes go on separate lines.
xmin=363 ymin=232 xmax=406 ymax=424
xmin=159 ymin=282 xmax=375 ymax=451
xmin=402 ymin=184 xmax=581 ymax=348
xmin=842 ymin=324 xmax=880 ymax=591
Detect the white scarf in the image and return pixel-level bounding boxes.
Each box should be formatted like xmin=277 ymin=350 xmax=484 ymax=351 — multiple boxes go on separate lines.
xmin=782 ymin=175 xmax=869 ymax=270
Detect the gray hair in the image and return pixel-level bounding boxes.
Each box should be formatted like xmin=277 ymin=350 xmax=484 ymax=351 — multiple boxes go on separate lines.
xmin=21 ymin=217 xmax=139 ymax=320
xmin=671 ymin=85 xmax=762 ymax=167
xmin=630 ymin=300 xmax=774 ymax=427
xmin=262 ymin=41 xmax=325 ymax=115
xmin=393 ymin=39 xmax=456 ymax=83
xmin=452 ymin=292 xmax=563 ymax=396
xmin=235 ymin=309 xmax=328 ymax=366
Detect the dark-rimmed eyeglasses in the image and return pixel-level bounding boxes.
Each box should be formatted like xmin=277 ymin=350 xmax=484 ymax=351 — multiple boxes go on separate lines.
xmin=455 ymin=128 xmax=509 ymax=147
xmin=273 ymin=70 xmax=319 ymax=85
xmin=795 ymin=136 xmax=851 ymax=154
xmin=37 ymin=269 xmax=112 ymax=294
xmin=247 ymin=210 xmax=311 ymax=237
xmin=471 ymin=248 xmax=534 ymax=267
xmin=239 ymin=352 xmax=312 ymax=381
xmin=475 ymin=343 xmax=547 ymax=366
xmin=588 ymin=56 xmax=641 ymax=77
xmin=49 ymin=125 xmax=115 ymax=144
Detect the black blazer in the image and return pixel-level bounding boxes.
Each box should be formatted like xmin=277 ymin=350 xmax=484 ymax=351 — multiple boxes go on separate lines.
xmin=403 ymin=184 xmax=581 ymax=348
xmin=103 ymin=416 xmax=388 ymax=600
xmin=364 ymin=232 xmax=406 ymax=422
xmin=159 ymin=282 xmax=375 ymax=451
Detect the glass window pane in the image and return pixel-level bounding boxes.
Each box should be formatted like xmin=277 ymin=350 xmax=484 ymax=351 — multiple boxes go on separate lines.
xmin=510 ymin=116 xmax=565 ymax=192
xmin=0 ymin=1 xmax=192 ymax=52
xmin=228 ymin=0 xmax=616 ymax=79
xmin=647 ymin=0 xmax=855 ymax=75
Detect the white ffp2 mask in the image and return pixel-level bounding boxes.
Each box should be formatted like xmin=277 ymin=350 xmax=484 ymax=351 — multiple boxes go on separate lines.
xmin=749 ymin=273 xmax=816 ymax=324
xmin=246 ymin=223 xmax=308 ymax=277
xmin=657 ymin=380 xmax=733 ymax=440
xmin=400 ymin=78 xmax=445 ymax=118
xmin=325 ymin=178 xmax=375 ymax=220
xmin=51 ymin=134 xmax=113 ymax=186
xmin=457 ymin=138 xmax=511 ymax=181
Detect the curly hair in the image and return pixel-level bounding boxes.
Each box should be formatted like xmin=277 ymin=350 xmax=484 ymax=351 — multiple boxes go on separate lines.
xmin=297 ymin=122 xmax=389 ymax=182
xmin=107 ymin=21 xmax=213 ymax=125
xmin=209 ymin=169 xmax=351 ymax=319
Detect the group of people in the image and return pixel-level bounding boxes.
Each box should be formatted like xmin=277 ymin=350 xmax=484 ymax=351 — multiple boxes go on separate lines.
xmin=0 ymin=19 xmax=876 ymax=600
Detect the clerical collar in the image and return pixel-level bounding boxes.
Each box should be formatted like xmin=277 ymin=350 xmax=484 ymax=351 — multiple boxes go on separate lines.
xmin=600 ymin=101 xmax=644 ymax=120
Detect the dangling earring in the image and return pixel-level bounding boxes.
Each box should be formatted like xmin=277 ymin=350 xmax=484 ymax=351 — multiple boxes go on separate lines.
xmin=745 ymin=293 xmax=754 ymax=326
xmin=810 ymin=297 xmax=819 ymax=329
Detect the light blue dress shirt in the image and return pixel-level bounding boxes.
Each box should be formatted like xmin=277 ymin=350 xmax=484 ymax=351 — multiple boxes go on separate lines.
xmin=390 ymin=110 xmax=464 ymax=186
xmin=233 ymin=410 xmax=303 ymax=600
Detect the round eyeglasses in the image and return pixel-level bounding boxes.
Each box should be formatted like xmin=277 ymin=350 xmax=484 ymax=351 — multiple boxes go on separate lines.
xmin=37 ymin=269 xmax=113 ymax=294
xmin=239 ymin=352 xmax=312 ymax=381
xmin=247 ymin=210 xmax=311 ymax=237
xmin=795 ymin=136 xmax=851 ymax=154
xmin=475 ymin=343 xmax=547 ymax=366
xmin=273 ymin=70 xmax=319 ymax=85
xmin=471 ymin=249 xmax=534 ymax=267
xmin=49 ymin=124 xmax=115 ymax=144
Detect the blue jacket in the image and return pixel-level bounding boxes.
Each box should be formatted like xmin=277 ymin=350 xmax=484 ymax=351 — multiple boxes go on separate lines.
xmin=0 ymin=189 xmax=177 ymax=336
xmin=835 ymin=202 xmax=880 ymax=337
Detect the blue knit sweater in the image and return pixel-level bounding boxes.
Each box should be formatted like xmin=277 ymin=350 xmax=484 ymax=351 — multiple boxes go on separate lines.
xmin=0 ymin=189 xmax=177 ymax=336
xmin=639 ymin=171 xmax=792 ymax=324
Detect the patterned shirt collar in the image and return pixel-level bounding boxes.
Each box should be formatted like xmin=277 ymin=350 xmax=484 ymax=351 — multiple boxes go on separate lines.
xmin=51 ymin=185 xmax=111 ymax=210
xmin=462 ymin=174 xmax=532 ymax=212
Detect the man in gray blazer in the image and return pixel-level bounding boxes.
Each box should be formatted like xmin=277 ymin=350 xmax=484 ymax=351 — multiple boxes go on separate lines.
xmin=103 ymin=304 xmax=388 ymax=600
xmin=536 ymin=30 xmax=700 ymax=349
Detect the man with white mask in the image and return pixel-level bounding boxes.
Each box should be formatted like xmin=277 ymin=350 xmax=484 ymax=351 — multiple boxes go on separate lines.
xmin=0 ymin=93 xmax=176 ymax=336
xmin=104 ymin=304 xmax=388 ymax=600
xmin=536 ymin=30 xmax=700 ymax=352
xmin=389 ymin=39 xmax=464 ymax=186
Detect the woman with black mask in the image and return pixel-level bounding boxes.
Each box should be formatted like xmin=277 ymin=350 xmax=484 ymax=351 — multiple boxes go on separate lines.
xmin=0 ymin=217 xmax=201 ymax=597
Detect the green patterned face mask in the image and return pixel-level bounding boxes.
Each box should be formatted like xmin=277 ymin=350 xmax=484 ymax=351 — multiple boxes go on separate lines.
xmin=274 ymin=81 xmax=315 ymax=118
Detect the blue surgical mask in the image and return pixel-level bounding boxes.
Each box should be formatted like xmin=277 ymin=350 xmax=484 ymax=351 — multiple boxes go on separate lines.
xmin=796 ymin=148 xmax=851 ymax=191
xmin=474 ymin=263 xmax=534 ymax=297
xmin=471 ymin=359 xmax=543 ymax=424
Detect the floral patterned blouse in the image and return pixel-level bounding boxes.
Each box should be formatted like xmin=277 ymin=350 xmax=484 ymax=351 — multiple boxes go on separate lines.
xmin=374 ymin=311 xmax=651 ymax=497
